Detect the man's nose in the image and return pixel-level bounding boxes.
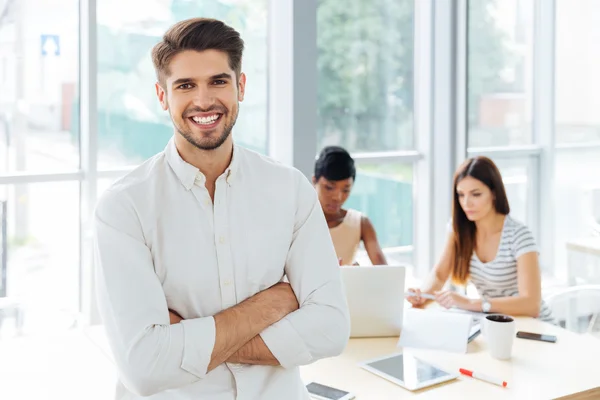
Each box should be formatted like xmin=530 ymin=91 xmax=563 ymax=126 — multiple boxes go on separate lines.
xmin=192 ymin=86 xmax=216 ymax=110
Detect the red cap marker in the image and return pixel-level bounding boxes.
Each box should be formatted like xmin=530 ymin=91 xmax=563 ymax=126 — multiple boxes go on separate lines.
xmin=460 ymin=368 xmax=508 ymax=388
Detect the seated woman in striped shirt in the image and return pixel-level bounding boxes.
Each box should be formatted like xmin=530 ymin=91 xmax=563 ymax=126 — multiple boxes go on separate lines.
xmin=406 ymin=156 xmax=553 ymax=321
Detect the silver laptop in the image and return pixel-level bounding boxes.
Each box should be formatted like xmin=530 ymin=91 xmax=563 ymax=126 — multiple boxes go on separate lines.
xmin=340 ymin=265 xmax=405 ymax=338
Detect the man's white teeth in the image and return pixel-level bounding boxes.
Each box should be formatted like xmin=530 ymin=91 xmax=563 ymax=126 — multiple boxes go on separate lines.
xmin=192 ymin=115 xmax=219 ymax=125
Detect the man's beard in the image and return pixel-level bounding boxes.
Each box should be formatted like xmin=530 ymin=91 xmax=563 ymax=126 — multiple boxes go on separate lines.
xmin=172 ymin=104 xmax=239 ymax=151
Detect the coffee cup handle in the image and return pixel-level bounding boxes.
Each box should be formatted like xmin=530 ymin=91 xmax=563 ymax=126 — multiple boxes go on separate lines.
xmin=481 ymin=318 xmax=487 ymax=335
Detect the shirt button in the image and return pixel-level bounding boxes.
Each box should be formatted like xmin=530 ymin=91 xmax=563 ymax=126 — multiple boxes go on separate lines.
xmin=223 ymin=280 xmax=232 ymax=286
xmin=219 ymin=236 xmax=225 ymax=244
xmin=204 ymin=199 xmax=210 ymax=206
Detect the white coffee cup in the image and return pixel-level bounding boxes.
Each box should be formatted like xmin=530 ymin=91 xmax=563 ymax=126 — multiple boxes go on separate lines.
xmin=481 ymin=314 xmax=516 ymax=360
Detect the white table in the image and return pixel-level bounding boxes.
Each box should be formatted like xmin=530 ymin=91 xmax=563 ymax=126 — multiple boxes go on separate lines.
xmin=301 ymin=317 xmax=600 ymax=399
xmin=6 ymin=319 xmax=597 ymax=400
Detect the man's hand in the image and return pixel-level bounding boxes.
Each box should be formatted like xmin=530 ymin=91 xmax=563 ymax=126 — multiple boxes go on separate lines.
xmin=169 ymin=310 xmax=183 ymax=324
xmin=167 ymin=281 xmax=300 ymax=369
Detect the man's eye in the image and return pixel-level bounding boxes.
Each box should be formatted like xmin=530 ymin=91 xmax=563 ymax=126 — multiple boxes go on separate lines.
xmin=178 ymin=83 xmax=193 ymax=89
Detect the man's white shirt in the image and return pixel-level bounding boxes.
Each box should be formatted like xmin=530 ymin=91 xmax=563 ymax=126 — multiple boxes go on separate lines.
xmin=93 ymin=138 xmax=350 ymax=399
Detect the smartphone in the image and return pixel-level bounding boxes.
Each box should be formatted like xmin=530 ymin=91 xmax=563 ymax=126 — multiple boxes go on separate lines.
xmin=306 ymin=382 xmax=355 ymax=400
xmin=516 ymin=331 xmax=557 ymax=343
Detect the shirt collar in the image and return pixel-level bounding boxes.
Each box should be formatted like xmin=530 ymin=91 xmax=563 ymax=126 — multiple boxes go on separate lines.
xmin=165 ymin=138 xmax=240 ymax=190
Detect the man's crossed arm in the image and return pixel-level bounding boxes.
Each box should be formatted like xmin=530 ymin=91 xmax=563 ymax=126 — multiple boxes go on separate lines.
xmin=169 ymin=282 xmax=298 ymax=368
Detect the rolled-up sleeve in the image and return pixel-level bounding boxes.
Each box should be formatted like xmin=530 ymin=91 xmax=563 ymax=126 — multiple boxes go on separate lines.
xmin=260 ymin=171 xmax=351 ymax=368
xmin=94 ymin=189 xmax=215 ymax=396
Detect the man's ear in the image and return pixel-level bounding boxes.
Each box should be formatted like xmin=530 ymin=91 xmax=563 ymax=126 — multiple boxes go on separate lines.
xmin=312 ymin=176 xmax=317 ymax=185
xmin=156 ymin=82 xmax=168 ymax=111
xmin=237 ymin=72 xmax=246 ymax=102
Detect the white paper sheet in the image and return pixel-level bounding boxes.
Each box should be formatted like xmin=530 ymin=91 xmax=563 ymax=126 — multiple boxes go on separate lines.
xmin=398 ymin=308 xmax=473 ymax=354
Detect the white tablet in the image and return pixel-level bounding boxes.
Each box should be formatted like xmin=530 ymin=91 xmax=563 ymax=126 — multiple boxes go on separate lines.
xmin=359 ymin=352 xmax=458 ymax=391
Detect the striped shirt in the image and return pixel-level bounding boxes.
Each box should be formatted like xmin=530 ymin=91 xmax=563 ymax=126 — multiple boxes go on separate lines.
xmin=465 ymin=215 xmax=553 ymax=322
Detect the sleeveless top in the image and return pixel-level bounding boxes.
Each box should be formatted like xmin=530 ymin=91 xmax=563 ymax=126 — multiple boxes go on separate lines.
xmin=329 ymin=209 xmax=362 ymax=266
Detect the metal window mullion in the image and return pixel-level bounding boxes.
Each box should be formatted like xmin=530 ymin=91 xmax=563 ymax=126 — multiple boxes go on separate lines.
xmin=0 ymin=171 xmax=83 ymax=185
xmin=455 ymin=0 xmax=468 ymax=165
xmin=430 ymin=0 xmax=459 ymax=267
xmin=352 ymin=151 xmax=423 ymax=165
xmin=533 ymin=0 xmax=556 ymax=273
xmin=268 ymin=0 xmax=317 ymax=178
xmin=413 ymin=0 xmax=435 ymax=276
xmin=79 ymin=0 xmax=99 ymax=325
xmin=467 ymin=144 xmax=543 ymax=158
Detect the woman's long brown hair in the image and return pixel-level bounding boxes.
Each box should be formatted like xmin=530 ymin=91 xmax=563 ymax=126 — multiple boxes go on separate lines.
xmin=451 ymin=156 xmax=510 ymax=284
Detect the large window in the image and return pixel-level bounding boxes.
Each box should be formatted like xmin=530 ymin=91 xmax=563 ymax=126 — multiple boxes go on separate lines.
xmin=467 ymin=0 xmax=534 ymax=147
xmin=554 ymin=0 xmax=600 ymax=277
xmin=3 ymin=0 xmax=600 ymax=344
xmin=555 ymin=0 xmax=600 ymax=145
xmin=0 ymin=183 xmax=80 ymax=336
xmin=0 ymin=0 xmax=270 ymax=337
xmin=95 ymin=0 xmax=268 ymax=168
xmin=317 ymin=0 xmax=414 ymax=153
xmin=466 ymin=0 xmax=542 ymax=270
xmin=317 ymin=0 xmax=416 ymax=256
xmin=0 ymin=0 xmax=80 ymax=337
xmin=346 ymin=164 xmax=413 ymax=250
xmin=493 ymin=158 xmax=530 ymax=224
xmin=0 ymin=0 xmax=80 ymax=174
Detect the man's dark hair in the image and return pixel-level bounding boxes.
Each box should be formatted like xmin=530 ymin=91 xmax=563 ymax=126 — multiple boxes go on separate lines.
xmin=151 ymin=18 xmax=244 ymax=86
xmin=314 ymin=146 xmax=356 ymax=182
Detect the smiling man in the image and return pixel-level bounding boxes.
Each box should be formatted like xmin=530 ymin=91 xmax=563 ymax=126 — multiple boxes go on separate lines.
xmin=93 ymin=18 xmax=350 ymax=400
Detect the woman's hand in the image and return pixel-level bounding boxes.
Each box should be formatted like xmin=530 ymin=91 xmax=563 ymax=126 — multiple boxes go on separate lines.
xmin=434 ymin=290 xmax=472 ymax=310
xmin=405 ymin=288 xmax=427 ymax=308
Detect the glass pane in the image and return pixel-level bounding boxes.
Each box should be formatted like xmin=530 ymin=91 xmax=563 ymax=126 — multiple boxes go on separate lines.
xmin=0 ymin=0 xmax=80 ymax=174
xmin=95 ymin=0 xmax=268 ymax=168
xmin=0 ymin=182 xmax=79 ymax=337
xmin=467 ymin=0 xmax=534 ymax=147
xmin=555 ymin=0 xmax=600 ymax=143
xmin=316 ymin=0 xmax=415 ymax=152
xmin=554 ymin=150 xmax=600 ymax=280
xmin=493 ymin=158 xmax=529 ymax=224
xmin=345 ymin=163 xmax=413 ymax=251
xmin=554 ymin=1 xmax=600 ymax=282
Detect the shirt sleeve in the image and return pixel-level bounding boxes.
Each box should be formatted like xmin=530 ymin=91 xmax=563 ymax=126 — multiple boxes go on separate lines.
xmin=259 ymin=170 xmax=351 ymax=368
xmin=511 ymin=223 xmax=538 ymax=259
xmin=94 ymin=188 xmax=216 ymax=397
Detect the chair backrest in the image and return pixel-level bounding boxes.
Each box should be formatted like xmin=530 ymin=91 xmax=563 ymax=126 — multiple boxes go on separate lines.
xmin=545 ymin=285 xmax=600 ymax=335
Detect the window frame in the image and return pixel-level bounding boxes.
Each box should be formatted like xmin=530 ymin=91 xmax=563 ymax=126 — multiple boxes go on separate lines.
xmin=0 ymin=0 xmax=565 ymax=325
